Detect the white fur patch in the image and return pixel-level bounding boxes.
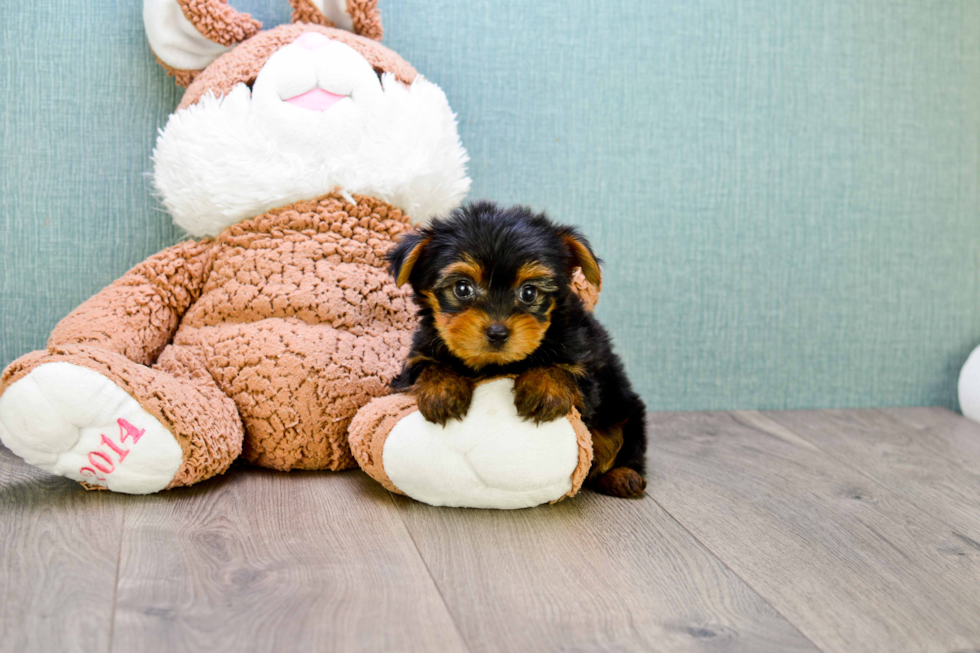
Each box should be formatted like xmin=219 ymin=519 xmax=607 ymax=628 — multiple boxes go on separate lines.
xmin=152 ymin=39 xmax=470 ymax=235
xmin=382 ymin=379 xmax=581 ymax=509
xmin=0 ymin=363 xmax=183 ymax=494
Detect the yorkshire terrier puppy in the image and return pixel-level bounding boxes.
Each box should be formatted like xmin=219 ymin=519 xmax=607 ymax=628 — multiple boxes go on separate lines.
xmin=387 ymin=202 xmax=647 ymax=498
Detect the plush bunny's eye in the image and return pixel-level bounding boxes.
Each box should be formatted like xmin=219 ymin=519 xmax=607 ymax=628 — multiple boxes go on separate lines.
xmin=454 ymin=280 xmax=474 ymax=299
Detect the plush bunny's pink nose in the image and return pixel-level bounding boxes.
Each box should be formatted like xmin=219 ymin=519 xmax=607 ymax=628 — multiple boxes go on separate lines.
xmin=294 ymin=32 xmax=331 ymax=50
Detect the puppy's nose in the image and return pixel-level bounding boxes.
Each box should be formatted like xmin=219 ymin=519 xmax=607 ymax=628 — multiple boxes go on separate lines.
xmin=485 ymin=323 xmax=510 ymax=346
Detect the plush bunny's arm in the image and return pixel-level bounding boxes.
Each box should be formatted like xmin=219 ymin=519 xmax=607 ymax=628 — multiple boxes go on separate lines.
xmin=48 ymin=240 xmax=215 ymax=366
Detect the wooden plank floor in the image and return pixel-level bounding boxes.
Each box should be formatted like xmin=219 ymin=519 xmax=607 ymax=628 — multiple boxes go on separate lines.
xmin=2 ymin=407 xmax=980 ymax=652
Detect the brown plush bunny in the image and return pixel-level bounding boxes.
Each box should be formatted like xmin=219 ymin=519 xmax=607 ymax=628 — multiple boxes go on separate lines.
xmin=0 ymin=0 xmax=596 ymax=506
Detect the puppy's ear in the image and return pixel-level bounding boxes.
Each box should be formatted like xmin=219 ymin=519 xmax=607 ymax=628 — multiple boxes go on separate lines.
xmin=388 ymin=232 xmax=430 ymax=287
xmin=558 ymin=228 xmax=602 ymax=289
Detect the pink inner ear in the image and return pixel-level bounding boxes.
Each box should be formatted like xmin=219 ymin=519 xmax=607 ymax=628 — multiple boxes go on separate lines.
xmin=284 ymin=88 xmax=347 ymax=111
xmin=293 ymin=32 xmax=330 ymax=50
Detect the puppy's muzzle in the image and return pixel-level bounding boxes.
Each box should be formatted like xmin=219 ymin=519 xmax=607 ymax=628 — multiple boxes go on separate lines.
xmin=485 ymin=323 xmax=510 ymax=348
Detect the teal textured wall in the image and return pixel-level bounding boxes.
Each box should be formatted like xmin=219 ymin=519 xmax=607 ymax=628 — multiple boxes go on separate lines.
xmin=2 ymin=0 xmax=978 ymax=410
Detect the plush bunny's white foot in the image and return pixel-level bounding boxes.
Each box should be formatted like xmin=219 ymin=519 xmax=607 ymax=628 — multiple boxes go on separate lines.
xmin=0 ymin=363 xmax=182 ymax=494
xmin=381 ymin=379 xmax=583 ymax=509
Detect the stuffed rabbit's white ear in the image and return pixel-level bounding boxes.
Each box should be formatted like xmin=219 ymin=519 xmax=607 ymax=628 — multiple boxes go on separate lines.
xmin=289 ymin=0 xmax=383 ymax=41
xmin=144 ymin=0 xmax=262 ymax=85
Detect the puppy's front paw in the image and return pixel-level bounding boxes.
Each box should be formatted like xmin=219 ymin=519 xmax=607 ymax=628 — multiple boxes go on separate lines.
xmin=590 ymin=467 xmax=647 ymax=498
xmin=513 ymin=367 xmax=583 ymax=424
xmin=414 ymin=366 xmax=474 ymax=426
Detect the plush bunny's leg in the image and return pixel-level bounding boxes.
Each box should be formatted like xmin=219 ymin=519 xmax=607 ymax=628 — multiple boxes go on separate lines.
xmin=0 ymin=345 xmax=243 ymax=494
xmin=0 ymin=361 xmax=182 ymax=493
xmin=350 ymin=378 xmax=594 ymax=509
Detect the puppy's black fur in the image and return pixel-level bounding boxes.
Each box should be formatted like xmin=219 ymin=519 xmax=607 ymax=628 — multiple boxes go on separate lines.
xmin=387 ymin=202 xmax=647 ymax=498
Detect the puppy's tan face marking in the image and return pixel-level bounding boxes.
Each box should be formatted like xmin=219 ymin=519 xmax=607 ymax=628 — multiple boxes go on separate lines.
xmin=429 ymin=257 xmax=559 ymax=369
xmin=500 ymin=308 xmax=553 ymax=360
xmin=514 ymin=262 xmax=554 ymax=288
xmin=442 ymin=255 xmax=485 ymax=285
xmin=434 ymin=308 xmax=499 ymax=368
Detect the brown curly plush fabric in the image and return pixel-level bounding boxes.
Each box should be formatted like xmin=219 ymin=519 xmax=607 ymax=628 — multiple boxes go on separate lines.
xmin=0 ymin=193 xmax=417 ymax=487
xmin=347 ymin=392 xmax=418 ymax=494
xmin=289 ymin=0 xmax=334 ymax=27
xmin=560 ymin=408 xmax=594 ymax=502
xmin=178 ymin=23 xmax=418 ymax=110
xmin=345 ymin=0 xmax=383 ymax=41
xmin=176 ymin=0 xmax=262 ymax=47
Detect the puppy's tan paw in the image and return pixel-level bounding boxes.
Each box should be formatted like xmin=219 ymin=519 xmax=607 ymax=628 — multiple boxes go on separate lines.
xmin=590 ymin=467 xmax=647 ymax=498
xmin=414 ymin=366 xmax=474 ymax=426
xmin=513 ymin=367 xmax=582 ymax=424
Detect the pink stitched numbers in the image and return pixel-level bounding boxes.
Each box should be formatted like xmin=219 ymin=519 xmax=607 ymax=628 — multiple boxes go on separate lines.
xmin=79 ymin=418 xmax=146 ymax=482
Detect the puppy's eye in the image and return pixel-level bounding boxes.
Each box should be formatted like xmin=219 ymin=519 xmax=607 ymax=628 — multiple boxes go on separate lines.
xmin=453 ymin=280 xmax=474 ymax=299
xmin=519 ymin=285 xmax=538 ymax=303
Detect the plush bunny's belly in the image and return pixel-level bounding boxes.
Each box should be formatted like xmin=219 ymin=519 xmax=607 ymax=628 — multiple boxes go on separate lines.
xmin=381 ymin=379 xmax=582 ymax=509
xmin=175 ymin=318 xmax=411 ymax=471
xmin=171 ymin=194 xmax=418 ymax=471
